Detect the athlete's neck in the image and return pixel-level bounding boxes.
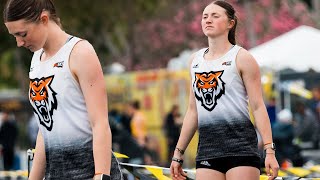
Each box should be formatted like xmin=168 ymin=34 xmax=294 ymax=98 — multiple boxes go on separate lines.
xmin=206 ymin=36 xmax=233 ymax=59
xmin=41 ymin=23 xmax=69 ymax=61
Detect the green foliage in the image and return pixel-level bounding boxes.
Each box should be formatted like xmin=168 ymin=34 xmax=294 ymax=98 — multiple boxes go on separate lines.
xmin=0 ymin=0 xmax=170 ymax=89
xmin=0 ymin=50 xmax=17 ymax=89
xmin=0 ymin=0 xmax=318 ymax=89
xmin=53 ymin=0 xmax=170 ymax=67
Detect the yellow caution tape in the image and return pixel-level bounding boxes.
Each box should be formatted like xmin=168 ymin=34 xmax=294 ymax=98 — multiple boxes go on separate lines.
xmin=310 ymin=165 xmax=320 ymax=173
xmin=113 ymin=152 xmax=129 ymax=159
xmin=146 ymin=166 xmax=171 ymax=180
xmin=277 ymin=169 xmax=288 ymax=177
xmin=0 ymin=170 xmax=28 ymax=177
xmin=26 ymin=149 xmax=320 ymax=179
xmin=259 ymin=175 xmax=269 ymax=180
xmin=286 ymin=167 xmax=312 ymax=177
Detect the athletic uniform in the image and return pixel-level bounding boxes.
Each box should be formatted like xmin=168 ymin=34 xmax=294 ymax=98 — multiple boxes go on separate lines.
xmin=191 ymin=45 xmax=260 ymax=173
xmin=29 ymin=36 xmax=123 ymax=179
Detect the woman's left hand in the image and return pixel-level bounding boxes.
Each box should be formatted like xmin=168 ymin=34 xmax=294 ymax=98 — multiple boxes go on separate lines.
xmin=265 ymin=153 xmax=279 ymax=180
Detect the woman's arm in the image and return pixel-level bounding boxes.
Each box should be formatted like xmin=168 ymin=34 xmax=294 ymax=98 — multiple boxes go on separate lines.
xmin=174 ymin=86 xmax=198 ymax=156
xmin=29 ymin=130 xmax=46 ymax=180
xmin=237 ymin=49 xmax=273 ymax=148
xmin=174 ymin=53 xmax=198 ymax=155
xmin=70 ymin=40 xmax=112 ymax=176
xmin=237 ymin=49 xmax=279 ymax=179
xmin=171 ymin=53 xmax=198 ymax=179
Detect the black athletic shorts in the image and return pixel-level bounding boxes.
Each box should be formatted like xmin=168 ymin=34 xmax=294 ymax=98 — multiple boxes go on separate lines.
xmin=196 ymin=156 xmax=260 ymax=174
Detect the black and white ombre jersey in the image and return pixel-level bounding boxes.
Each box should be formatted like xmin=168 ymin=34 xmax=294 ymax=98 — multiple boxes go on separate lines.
xmin=190 ymin=45 xmax=260 ymax=161
xmin=29 ymin=37 xmax=123 ymax=179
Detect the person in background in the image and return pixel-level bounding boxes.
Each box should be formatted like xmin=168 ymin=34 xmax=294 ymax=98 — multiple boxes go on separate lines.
xmin=108 ymin=107 xmax=145 ymax=165
xmin=266 ymin=97 xmax=277 ymax=127
xmin=311 ymin=87 xmax=320 ymax=121
xmin=293 ymin=101 xmax=319 ymax=149
xmin=272 ymin=109 xmax=303 ymax=167
xmin=143 ymin=135 xmax=160 ymax=165
xmin=170 ymin=1 xmax=279 ymax=180
xmin=128 ymin=100 xmax=147 ymax=148
xmin=27 ymin=115 xmax=39 ymax=148
xmin=310 ymin=87 xmax=320 ymax=149
xmin=3 ymin=0 xmax=122 ymax=179
xmin=120 ymin=107 xmax=133 ymax=135
xmin=164 ymin=104 xmax=182 ymax=164
xmin=0 ymin=110 xmax=18 ymax=170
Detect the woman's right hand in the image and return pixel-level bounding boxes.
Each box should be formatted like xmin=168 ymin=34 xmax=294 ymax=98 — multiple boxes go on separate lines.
xmin=170 ymin=156 xmax=187 ymax=180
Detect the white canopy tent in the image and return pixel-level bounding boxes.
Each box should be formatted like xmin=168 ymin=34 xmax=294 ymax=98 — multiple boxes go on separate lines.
xmin=249 ymin=25 xmax=320 ymax=72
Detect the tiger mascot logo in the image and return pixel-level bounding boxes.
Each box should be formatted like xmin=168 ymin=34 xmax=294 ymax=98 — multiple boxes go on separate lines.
xmin=29 ymin=75 xmax=57 ymax=131
xmin=193 ymin=71 xmax=225 ymax=111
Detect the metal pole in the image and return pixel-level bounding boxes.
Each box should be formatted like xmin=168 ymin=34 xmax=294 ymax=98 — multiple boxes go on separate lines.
xmin=27 ymin=149 xmax=34 ymax=178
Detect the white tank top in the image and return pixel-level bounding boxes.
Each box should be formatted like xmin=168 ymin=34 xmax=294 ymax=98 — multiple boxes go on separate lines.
xmin=29 ymin=37 xmax=122 ymax=179
xmin=29 ymin=37 xmax=92 ymax=145
xmin=191 ymin=45 xmax=259 ymax=161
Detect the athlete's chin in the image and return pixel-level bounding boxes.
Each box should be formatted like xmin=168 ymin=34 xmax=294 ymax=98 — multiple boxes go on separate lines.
xmin=27 ymin=46 xmax=40 ymax=52
xmin=204 ymin=32 xmax=218 ymax=38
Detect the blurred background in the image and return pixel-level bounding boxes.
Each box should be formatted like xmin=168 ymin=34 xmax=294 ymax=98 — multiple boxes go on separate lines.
xmin=0 ymin=0 xmax=320 ymax=178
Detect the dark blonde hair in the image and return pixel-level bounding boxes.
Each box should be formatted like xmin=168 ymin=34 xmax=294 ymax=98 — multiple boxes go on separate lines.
xmin=212 ymin=0 xmax=237 ymax=45
xmin=3 ymin=0 xmax=61 ymax=26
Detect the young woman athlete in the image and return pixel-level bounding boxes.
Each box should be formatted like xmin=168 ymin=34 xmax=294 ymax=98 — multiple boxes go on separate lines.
xmin=4 ymin=0 xmax=123 ymax=179
xmin=170 ymin=1 xmax=279 ymax=180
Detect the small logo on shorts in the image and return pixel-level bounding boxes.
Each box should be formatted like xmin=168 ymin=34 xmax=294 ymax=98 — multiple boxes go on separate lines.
xmin=200 ymin=161 xmax=211 ymax=166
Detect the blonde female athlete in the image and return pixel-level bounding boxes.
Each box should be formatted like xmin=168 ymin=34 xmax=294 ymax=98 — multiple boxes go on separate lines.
xmin=170 ymin=1 xmax=279 ymax=180
xmin=4 ymin=0 xmax=123 ymax=179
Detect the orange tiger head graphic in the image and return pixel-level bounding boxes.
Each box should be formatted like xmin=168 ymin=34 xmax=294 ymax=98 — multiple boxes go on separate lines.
xmin=29 ymin=75 xmax=57 ymax=131
xmin=193 ymin=71 xmax=225 ymax=111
